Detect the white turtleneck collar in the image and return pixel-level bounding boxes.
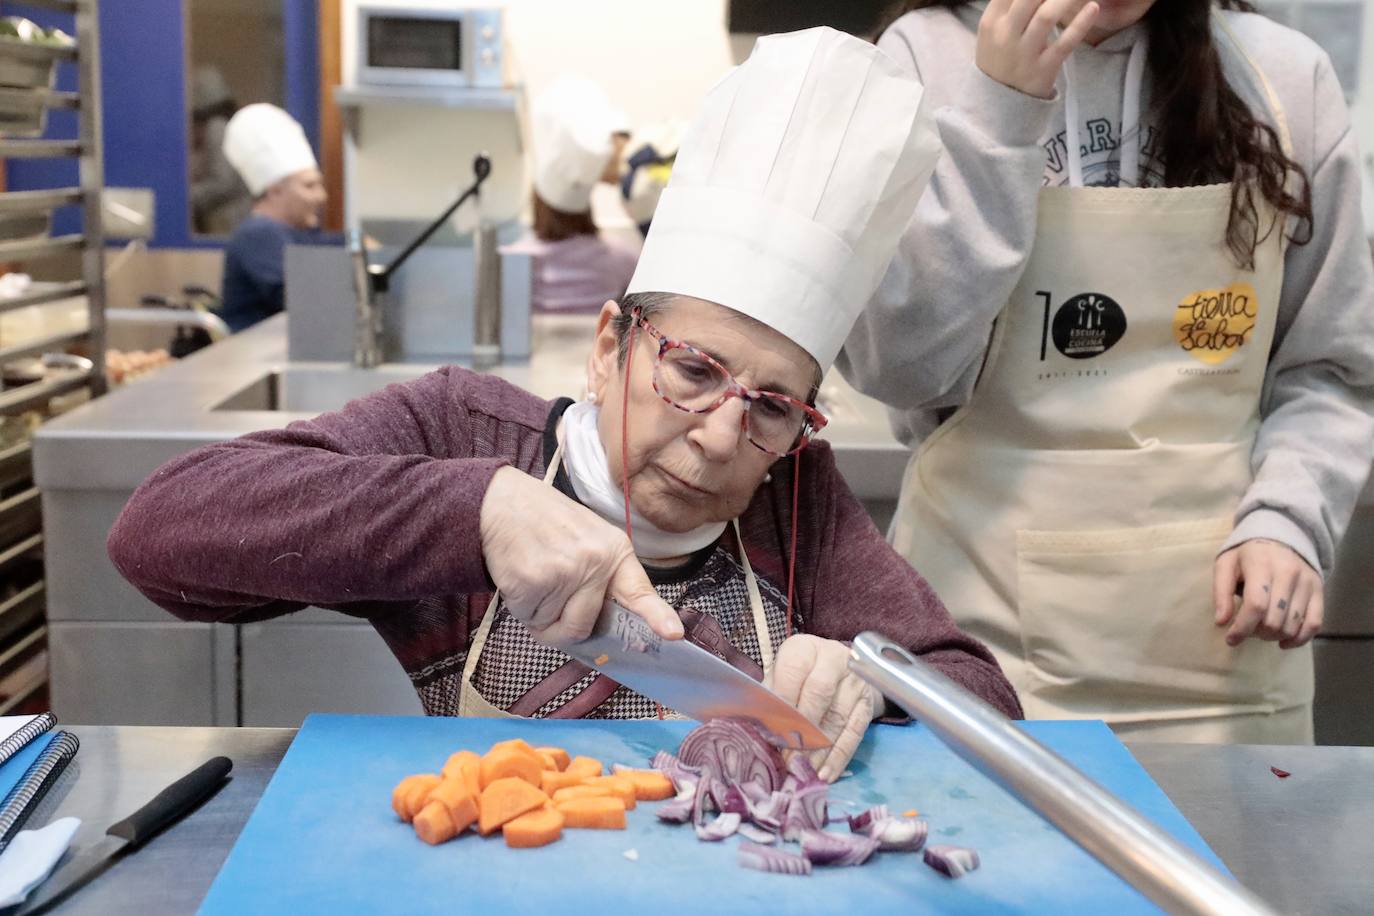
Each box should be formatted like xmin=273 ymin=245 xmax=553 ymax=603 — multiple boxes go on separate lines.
xmin=559 ymin=399 xmax=728 ymax=561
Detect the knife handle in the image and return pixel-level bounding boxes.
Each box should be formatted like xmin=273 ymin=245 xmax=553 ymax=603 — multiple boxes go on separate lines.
xmin=106 ymin=756 xmax=233 ymax=848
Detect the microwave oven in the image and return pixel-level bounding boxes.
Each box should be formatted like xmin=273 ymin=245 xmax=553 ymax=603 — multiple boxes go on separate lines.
xmin=356 ymin=5 xmax=505 ymax=90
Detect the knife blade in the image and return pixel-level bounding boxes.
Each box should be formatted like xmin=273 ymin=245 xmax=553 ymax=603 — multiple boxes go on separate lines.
xmin=15 ymin=756 xmax=233 ymax=915
xmin=562 ymin=599 xmax=830 ymax=749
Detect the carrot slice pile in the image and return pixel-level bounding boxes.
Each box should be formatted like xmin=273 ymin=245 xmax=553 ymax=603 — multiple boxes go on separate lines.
xmin=391 ymin=740 xmax=645 ymax=848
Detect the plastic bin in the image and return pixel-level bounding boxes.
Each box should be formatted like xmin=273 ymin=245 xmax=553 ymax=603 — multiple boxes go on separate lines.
xmin=0 ymin=211 xmax=51 ymax=242
xmin=0 ymin=38 xmax=58 ymax=91
xmin=0 ymin=89 xmax=46 ymax=137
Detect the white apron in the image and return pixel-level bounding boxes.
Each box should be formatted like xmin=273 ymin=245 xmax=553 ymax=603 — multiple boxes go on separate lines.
xmin=458 ymin=444 xmax=775 ymax=718
xmin=890 ymin=20 xmax=1313 ymax=744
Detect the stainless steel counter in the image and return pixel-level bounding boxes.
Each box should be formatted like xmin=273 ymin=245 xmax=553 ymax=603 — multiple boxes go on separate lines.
xmin=23 ymin=726 xmax=1372 ymax=915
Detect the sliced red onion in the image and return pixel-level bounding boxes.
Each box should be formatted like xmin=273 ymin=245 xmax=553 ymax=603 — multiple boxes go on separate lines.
xmin=649 ymin=750 xmax=702 ymax=793
xmin=923 ymin=844 xmax=980 ymax=878
xmin=737 ymin=823 xmax=779 ymax=845
xmin=868 ymin=817 xmax=928 ymax=852
xmin=746 ymin=791 xmax=789 ymax=832
xmin=655 ymin=788 xmax=695 ymax=824
xmin=738 ymin=841 xmax=812 ymax=876
xmin=737 ymin=780 xmax=772 ymax=806
xmin=800 ymin=829 xmax=881 ymax=867
xmin=781 ymin=783 xmax=829 ymax=841
xmin=692 ymin=775 xmax=718 ymax=826
xmin=695 ymin=812 xmax=741 ymax=842
xmin=713 ymin=782 xmax=750 ymax=817
xmin=678 ymin=719 xmax=786 ymax=792
xmin=846 ymin=804 xmax=889 ymax=834
xmin=786 ymin=752 xmax=823 ymax=786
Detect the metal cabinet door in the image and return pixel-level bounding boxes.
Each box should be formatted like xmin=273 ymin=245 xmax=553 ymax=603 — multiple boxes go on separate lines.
xmin=240 ymin=620 xmax=421 ymax=726
xmin=49 ymin=621 xmax=221 ymax=725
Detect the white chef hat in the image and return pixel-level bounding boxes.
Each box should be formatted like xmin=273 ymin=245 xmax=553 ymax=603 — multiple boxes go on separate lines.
xmin=531 ymin=75 xmax=625 ymax=214
xmin=626 ymin=27 xmax=941 ymax=370
xmin=222 ymin=103 xmax=318 ymax=197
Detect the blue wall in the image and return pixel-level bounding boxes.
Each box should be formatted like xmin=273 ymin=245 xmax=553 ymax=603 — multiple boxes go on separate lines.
xmin=5 ymin=1 xmax=319 ymax=249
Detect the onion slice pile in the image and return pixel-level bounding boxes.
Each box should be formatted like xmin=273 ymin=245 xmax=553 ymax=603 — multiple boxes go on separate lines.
xmin=650 ymin=718 xmax=978 ymax=880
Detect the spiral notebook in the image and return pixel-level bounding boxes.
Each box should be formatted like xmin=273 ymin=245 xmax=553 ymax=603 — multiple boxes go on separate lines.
xmin=0 ymin=714 xmax=79 ymax=855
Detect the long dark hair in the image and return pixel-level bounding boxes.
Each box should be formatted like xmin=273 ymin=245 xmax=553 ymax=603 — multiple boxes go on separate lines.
xmin=876 ymin=0 xmax=1312 ymax=268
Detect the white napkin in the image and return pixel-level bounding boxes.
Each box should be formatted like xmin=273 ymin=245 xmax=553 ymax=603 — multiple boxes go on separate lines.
xmin=0 ymin=817 xmax=81 ymax=906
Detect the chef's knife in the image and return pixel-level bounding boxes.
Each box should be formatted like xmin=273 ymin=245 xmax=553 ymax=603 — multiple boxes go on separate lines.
xmin=563 ymin=599 xmax=830 ymax=749
xmin=14 ymin=756 xmax=233 ymax=915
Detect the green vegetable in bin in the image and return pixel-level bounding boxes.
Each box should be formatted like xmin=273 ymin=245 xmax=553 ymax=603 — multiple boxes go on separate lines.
xmin=0 ymin=17 xmax=75 ymax=46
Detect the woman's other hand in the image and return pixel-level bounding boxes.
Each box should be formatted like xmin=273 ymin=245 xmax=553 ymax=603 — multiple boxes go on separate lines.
xmin=1214 ymin=538 xmax=1323 ymax=650
xmin=976 ymin=0 xmax=1099 ymax=99
xmin=767 ymin=634 xmax=885 ymax=782
xmin=478 ymin=467 xmax=683 ymax=646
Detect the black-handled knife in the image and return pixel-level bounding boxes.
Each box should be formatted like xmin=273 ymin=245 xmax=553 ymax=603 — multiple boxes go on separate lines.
xmin=14 ymin=756 xmax=233 ymax=915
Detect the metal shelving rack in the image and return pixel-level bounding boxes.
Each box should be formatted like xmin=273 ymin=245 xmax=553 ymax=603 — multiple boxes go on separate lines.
xmin=0 ymin=0 xmax=104 ymax=714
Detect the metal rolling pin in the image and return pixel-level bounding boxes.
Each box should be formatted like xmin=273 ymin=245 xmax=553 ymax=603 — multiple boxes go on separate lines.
xmin=848 ymin=631 xmax=1277 ymax=916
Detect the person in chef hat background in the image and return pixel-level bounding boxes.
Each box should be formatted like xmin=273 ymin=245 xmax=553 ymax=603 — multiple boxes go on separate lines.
xmin=217 ymin=102 xmax=336 ymax=333
xmin=502 ymin=75 xmax=641 ymax=313
xmin=108 ymin=28 xmax=1019 ymax=779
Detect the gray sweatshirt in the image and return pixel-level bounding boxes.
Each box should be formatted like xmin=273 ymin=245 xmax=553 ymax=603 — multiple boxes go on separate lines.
xmin=839 ymin=7 xmax=1374 ymax=575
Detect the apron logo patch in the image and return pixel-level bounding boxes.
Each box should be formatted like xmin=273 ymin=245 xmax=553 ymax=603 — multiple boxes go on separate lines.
xmin=1174 ymin=283 xmax=1257 ymax=364
xmin=1050 ymin=292 xmax=1127 ymax=359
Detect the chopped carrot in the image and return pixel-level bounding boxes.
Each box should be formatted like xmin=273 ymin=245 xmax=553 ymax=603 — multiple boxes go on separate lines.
xmin=615 ymin=769 xmax=676 ymax=801
xmin=442 ymin=750 xmax=481 ymax=789
xmin=478 ymin=777 xmax=551 ymax=836
xmin=413 ymin=801 xmax=459 ymax=845
xmin=535 ymin=747 xmax=571 ymax=771
xmin=566 ymin=756 xmax=603 ymax=780
xmin=489 ymin=738 xmax=538 ymax=757
xmin=391 ymin=773 xmax=442 ymax=822
xmin=458 ymin=758 xmax=483 ymax=800
xmin=503 ymin=806 xmax=565 ymax=849
xmin=541 ymin=769 xmax=590 ymax=795
xmin=903 ymin=809 xmax=919 ymax=818
xmin=537 ymin=751 xmax=560 ymax=771
xmin=584 ymin=775 xmax=637 ymax=810
xmin=427 ymin=777 xmax=480 ymax=834
xmin=555 ymin=796 xmax=627 ymax=830
xmin=480 ymin=744 xmax=545 ymax=789
xmin=551 ymin=784 xmax=617 ymax=805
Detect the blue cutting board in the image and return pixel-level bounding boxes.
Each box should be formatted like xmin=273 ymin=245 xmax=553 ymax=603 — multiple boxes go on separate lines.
xmin=200 ymin=715 xmax=1226 ymax=915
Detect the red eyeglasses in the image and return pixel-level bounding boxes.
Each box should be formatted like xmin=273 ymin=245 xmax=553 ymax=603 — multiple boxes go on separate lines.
xmin=630 ymin=307 xmax=828 ymax=457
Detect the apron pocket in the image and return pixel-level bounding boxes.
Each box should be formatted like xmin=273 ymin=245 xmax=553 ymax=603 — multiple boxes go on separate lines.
xmin=1015 ymin=517 xmax=1275 ymax=723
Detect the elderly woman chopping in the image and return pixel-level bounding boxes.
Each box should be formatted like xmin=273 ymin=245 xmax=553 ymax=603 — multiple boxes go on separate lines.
xmin=106 ymin=28 xmax=1020 ymax=779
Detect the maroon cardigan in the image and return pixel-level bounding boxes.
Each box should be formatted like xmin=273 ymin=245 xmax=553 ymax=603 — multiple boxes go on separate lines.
xmin=107 ymin=366 xmax=1022 ymax=719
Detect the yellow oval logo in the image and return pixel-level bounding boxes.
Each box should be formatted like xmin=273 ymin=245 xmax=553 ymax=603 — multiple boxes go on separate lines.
xmin=1174 ymin=283 xmax=1258 ymax=365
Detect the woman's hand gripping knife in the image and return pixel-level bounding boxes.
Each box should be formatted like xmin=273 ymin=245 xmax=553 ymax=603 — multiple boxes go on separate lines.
xmin=478 ymin=466 xmax=684 ymax=646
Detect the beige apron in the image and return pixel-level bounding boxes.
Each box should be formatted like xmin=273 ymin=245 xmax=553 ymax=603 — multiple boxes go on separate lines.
xmin=458 ymin=443 xmax=775 ymax=718
xmin=891 ymin=20 xmax=1313 ymax=744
